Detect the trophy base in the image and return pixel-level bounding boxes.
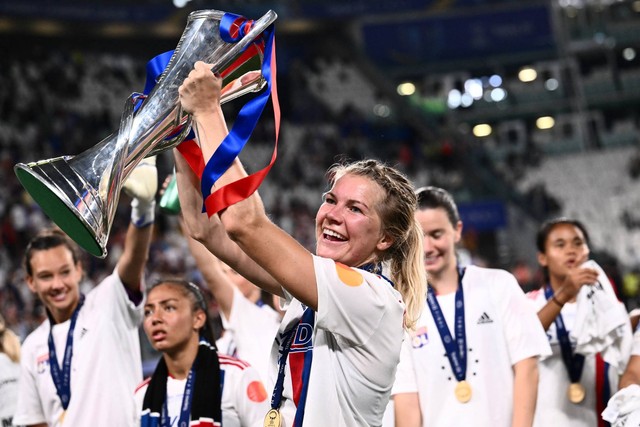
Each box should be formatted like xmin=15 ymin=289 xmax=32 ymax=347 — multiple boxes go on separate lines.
xmin=15 ymin=162 xmax=106 ymax=258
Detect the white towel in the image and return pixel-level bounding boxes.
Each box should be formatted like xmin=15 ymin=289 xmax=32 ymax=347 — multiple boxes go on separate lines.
xmin=602 ymin=384 xmax=640 ymax=426
xmin=571 ymin=260 xmax=632 ymax=374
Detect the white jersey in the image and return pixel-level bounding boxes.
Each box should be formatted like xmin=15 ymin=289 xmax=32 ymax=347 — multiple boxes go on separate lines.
xmin=527 ymin=288 xmax=619 ymax=427
xmin=271 ymin=255 xmax=405 ymax=427
xmin=134 ymin=353 xmax=269 ymax=427
xmin=216 ymin=287 xmax=281 ymax=384
xmin=14 ymin=269 xmax=143 ymax=427
xmin=392 ymin=265 xmax=551 ymax=427
xmin=0 ymin=353 xmax=20 ymax=426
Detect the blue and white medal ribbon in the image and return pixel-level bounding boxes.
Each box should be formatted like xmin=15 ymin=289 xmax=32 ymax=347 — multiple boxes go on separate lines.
xmin=47 ymin=294 xmax=85 ymax=413
xmin=544 ymin=285 xmax=586 ymax=403
xmin=427 ymin=268 xmax=471 ymax=403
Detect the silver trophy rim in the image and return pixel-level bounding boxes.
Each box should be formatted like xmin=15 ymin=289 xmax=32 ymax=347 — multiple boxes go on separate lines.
xmin=14 ymin=161 xmax=107 ymax=258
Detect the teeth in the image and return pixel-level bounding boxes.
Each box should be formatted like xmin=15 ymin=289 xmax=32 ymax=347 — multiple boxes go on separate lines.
xmin=324 ymin=229 xmax=346 ymax=240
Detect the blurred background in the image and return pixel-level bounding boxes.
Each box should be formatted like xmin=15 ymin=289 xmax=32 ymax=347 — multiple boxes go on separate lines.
xmin=1 ymin=0 xmax=640 ymax=366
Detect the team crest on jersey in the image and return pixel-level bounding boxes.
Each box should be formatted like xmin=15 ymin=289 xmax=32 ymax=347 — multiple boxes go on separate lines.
xmin=411 ymin=327 xmax=429 ymax=348
xmin=36 ymin=353 xmax=50 ymax=374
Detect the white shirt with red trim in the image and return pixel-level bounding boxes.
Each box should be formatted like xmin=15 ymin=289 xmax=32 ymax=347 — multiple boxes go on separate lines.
xmin=527 ymin=287 xmax=621 ymax=427
xmin=271 ymin=255 xmax=405 ymax=427
xmin=134 ymin=353 xmax=269 ymax=427
xmin=217 ymin=286 xmax=281 ymax=384
xmin=392 ymin=265 xmax=551 ymax=427
xmin=14 ymin=269 xmax=143 ymax=427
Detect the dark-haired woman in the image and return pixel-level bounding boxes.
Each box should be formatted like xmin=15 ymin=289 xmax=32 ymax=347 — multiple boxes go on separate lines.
xmin=135 ymin=279 xmax=269 ymax=427
xmin=392 ymin=186 xmax=550 ymax=427
xmin=526 ymin=218 xmax=631 ymax=426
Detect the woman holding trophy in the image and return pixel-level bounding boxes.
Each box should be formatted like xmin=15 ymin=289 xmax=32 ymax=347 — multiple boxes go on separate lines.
xmin=174 ymin=61 xmax=426 ymax=426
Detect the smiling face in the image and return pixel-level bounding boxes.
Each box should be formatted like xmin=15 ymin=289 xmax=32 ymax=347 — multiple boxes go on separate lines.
xmin=315 ymin=173 xmax=392 ymax=267
xmin=26 ymin=245 xmax=83 ymax=324
xmin=415 ymin=207 xmax=462 ymax=282
xmin=537 ymin=222 xmax=590 ymax=280
xmin=143 ymin=283 xmax=205 ymax=356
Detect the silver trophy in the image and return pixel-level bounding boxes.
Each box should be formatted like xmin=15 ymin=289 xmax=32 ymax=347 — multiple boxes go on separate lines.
xmin=14 ymin=9 xmax=277 ymax=258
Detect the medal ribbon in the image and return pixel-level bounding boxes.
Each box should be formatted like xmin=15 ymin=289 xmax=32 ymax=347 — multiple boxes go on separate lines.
xmin=47 ymin=294 xmax=85 ymax=410
xmin=269 ymin=307 xmax=315 ymax=427
xmin=427 ymin=268 xmax=467 ymax=382
xmin=161 ymin=368 xmax=195 ymax=427
xmin=544 ymin=285 xmax=585 ymax=383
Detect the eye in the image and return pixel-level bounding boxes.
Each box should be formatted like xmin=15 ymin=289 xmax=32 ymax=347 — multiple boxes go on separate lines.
xmin=165 ymin=305 xmax=176 ymax=312
xmin=349 ymin=205 xmax=362 ymax=214
xmin=143 ymin=308 xmax=153 ymax=317
xmin=323 ymin=194 xmax=336 ymax=205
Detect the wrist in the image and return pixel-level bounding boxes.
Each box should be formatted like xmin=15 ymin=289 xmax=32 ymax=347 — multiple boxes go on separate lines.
xmin=551 ymin=294 xmax=565 ymax=308
xmin=131 ymin=198 xmax=155 ymax=228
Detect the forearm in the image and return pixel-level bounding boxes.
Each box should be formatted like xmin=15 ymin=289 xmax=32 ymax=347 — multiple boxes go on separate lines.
xmin=174 ymin=149 xmax=283 ymax=297
xmin=394 ymin=393 xmax=422 ymax=427
xmin=620 ymin=356 xmax=640 ymax=389
xmin=537 ymin=286 xmax=571 ymax=331
xmin=186 ymin=235 xmax=235 ymax=318
xmin=512 ymin=357 xmax=539 ymax=427
xmin=117 ymin=221 xmax=153 ymax=293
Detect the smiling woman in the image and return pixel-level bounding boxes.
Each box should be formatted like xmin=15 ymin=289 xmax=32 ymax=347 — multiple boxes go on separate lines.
xmin=174 ymin=61 xmax=426 ymax=426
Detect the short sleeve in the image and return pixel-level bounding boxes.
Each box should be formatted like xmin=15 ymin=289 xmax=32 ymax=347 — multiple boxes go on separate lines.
xmin=391 ymin=334 xmax=419 ymax=396
xmin=314 ymin=256 xmax=404 ymax=346
xmin=496 ymin=271 xmax=552 ymax=364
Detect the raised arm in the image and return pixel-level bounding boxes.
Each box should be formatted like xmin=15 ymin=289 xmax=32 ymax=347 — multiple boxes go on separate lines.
xmin=173 ymin=146 xmax=284 ymax=297
xmin=177 ymin=61 xmax=318 ymax=309
xmin=185 ymin=228 xmax=235 ymax=318
xmin=117 ymin=156 xmax=156 ymax=293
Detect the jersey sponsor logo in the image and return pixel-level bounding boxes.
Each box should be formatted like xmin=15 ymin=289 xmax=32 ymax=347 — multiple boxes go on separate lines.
xmin=290 ymin=322 xmax=314 ymax=354
xmin=247 ymin=380 xmax=268 ymax=402
xmin=335 ymin=262 xmax=364 ymax=287
xmin=411 ymin=326 xmax=429 ymax=348
xmin=36 ymin=353 xmax=50 ymax=374
xmin=476 ymin=312 xmax=494 ymax=325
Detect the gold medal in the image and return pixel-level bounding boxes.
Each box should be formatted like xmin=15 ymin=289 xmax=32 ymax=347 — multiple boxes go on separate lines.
xmin=264 ymin=408 xmax=281 ymax=427
xmin=454 ymin=380 xmax=472 ymax=403
xmin=58 ymin=410 xmax=66 ymax=424
xmin=568 ymin=382 xmax=586 ymax=404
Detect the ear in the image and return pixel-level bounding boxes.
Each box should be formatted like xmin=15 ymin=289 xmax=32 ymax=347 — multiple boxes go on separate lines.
xmin=193 ymin=310 xmax=206 ymax=331
xmin=537 ymin=252 xmax=548 ymax=268
xmin=453 ymin=221 xmax=463 ymax=244
xmin=26 ymin=275 xmax=36 ymax=293
xmin=376 ymin=232 xmax=394 ymax=253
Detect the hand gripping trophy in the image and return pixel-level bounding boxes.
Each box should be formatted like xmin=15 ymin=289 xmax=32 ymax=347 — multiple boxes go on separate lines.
xmin=14 ymin=9 xmax=277 ymax=258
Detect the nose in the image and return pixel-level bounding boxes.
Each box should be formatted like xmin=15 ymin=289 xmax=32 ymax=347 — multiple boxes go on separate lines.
xmin=50 ymin=274 xmax=65 ymax=290
xmin=324 ymin=204 xmax=343 ymax=223
xmin=423 ymin=236 xmax=435 ymax=253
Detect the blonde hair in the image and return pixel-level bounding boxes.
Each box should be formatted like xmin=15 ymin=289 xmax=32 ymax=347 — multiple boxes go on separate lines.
xmin=328 ymin=159 xmax=426 ymax=329
xmin=0 ymin=313 xmax=20 ymax=363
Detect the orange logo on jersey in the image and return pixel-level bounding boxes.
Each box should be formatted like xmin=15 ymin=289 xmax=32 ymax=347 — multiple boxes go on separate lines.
xmin=335 ymin=263 xmax=363 ymax=287
xmin=247 ymin=380 xmax=268 ymax=402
